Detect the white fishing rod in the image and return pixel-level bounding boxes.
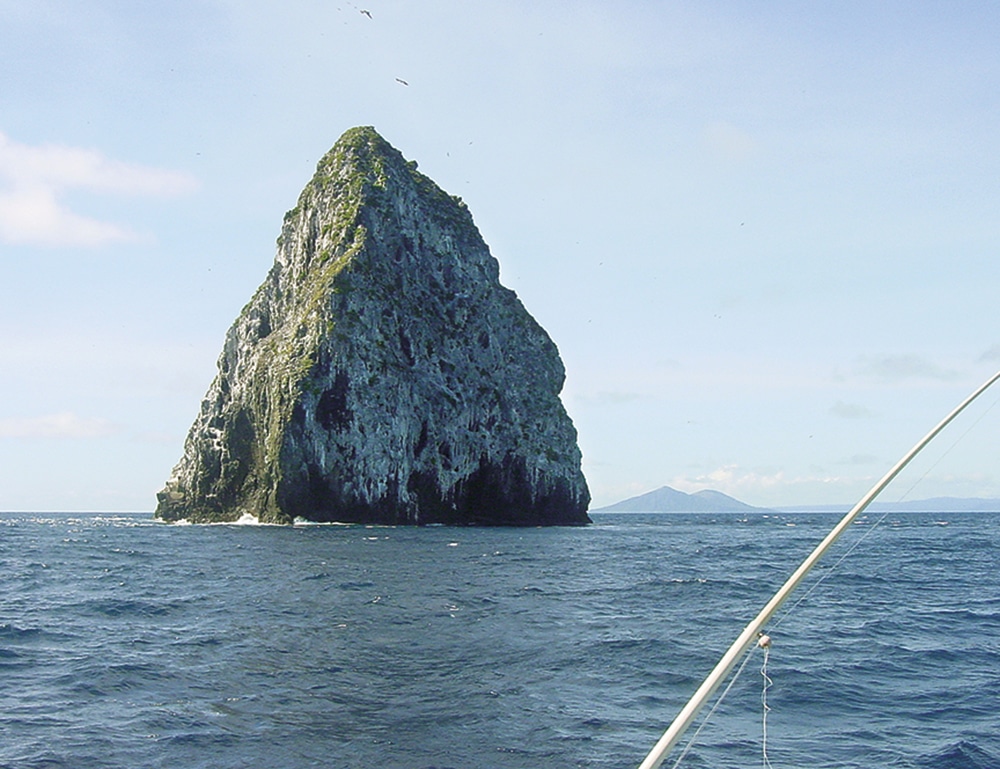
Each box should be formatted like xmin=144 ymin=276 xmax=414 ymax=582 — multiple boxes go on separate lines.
xmin=638 ymin=368 xmax=1000 ymax=769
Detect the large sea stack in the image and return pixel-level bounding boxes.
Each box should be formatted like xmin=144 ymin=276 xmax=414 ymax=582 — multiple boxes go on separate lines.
xmin=156 ymin=127 xmax=590 ymax=525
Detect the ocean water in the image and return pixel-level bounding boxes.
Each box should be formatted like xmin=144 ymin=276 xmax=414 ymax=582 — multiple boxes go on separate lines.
xmin=1 ymin=510 xmax=998 ymax=769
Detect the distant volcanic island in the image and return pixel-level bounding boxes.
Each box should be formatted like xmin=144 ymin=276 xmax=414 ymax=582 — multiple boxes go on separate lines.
xmin=594 ymin=486 xmax=766 ymax=513
xmin=156 ymin=127 xmax=590 ymax=525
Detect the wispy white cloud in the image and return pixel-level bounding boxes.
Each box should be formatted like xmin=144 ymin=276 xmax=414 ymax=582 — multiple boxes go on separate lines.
xmin=829 ymin=400 xmax=874 ymax=419
xmin=0 ymin=132 xmax=198 ymax=247
xmin=671 ymin=464 xmax=787 ymax=494
xmin=0 ymin=412 xmax=119 ymax=439
xmin=980 ymin=344 xmax=1000 ymax=362
xmin=670 ymin=464 xmax=860 ymax=501
xmin=856 ymin=354 xmax=958 ymax=381
xmin=836 ymin=453 xmax=879 ymax=466
xmin=0 ymin=186 xmax=132 ymax=246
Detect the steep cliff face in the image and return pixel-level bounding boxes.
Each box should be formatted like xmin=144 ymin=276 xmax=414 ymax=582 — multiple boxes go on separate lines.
xmin=156 ymin=127 xmax=590 ymax=525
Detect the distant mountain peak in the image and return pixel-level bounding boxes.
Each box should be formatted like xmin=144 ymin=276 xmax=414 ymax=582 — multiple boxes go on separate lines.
xmin=594 ymin=485 xmax=764 ymax=513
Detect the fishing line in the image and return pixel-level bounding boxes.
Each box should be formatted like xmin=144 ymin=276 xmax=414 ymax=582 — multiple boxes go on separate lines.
xmin=760 ymin=642 xmax=774 ymax=769
xmin=668 ymin=646 xmax=759 ymax=769
xmin=642 ymin=371 xmax=1000 ymax=769
xmin=890 ymin=388 xmax=1000 ymax=505
xmin=770 ymin=509 xmax=889 ymax=632
xmin=771 ymin=387 xmax=1000 ymax=632
xmin=743 ymin=385 xmax=1000 ymax=764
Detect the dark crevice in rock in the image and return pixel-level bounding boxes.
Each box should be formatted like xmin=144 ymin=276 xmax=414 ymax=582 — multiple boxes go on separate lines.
xmin=414 ymin=421 xmax=429 ymax=458
xmin=398 ymin=328 xmax=416 ymax=366
xmin=317 ymin=371 xmax=352 ymax=431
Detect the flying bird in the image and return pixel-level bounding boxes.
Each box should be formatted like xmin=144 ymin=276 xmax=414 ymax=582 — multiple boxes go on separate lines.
xmin=395 ymin=77 xmax=409 ymax=86
xmin=360 ymin=8 xmax=372 ymax=18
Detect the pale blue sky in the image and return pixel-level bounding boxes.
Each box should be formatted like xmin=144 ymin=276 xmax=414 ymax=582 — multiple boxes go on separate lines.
xmin=2 ymin=1 xmax=999 ymax=511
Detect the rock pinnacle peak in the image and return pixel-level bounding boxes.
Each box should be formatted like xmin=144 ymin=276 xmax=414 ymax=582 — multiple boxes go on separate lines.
xmin=156 ymin=127 xmax=590 ymax=525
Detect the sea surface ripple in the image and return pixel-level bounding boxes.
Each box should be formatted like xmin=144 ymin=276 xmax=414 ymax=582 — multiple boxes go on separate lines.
xmin=1 ymin=511 xmax=998 ymax=769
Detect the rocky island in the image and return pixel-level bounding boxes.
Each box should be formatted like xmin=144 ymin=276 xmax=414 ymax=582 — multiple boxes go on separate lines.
xmin=156 ymin=127 xmax=590 ymax=525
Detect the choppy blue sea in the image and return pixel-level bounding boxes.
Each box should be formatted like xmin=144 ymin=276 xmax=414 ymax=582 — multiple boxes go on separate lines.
xmin=1 ymin=510 xmax=998 ymax=769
